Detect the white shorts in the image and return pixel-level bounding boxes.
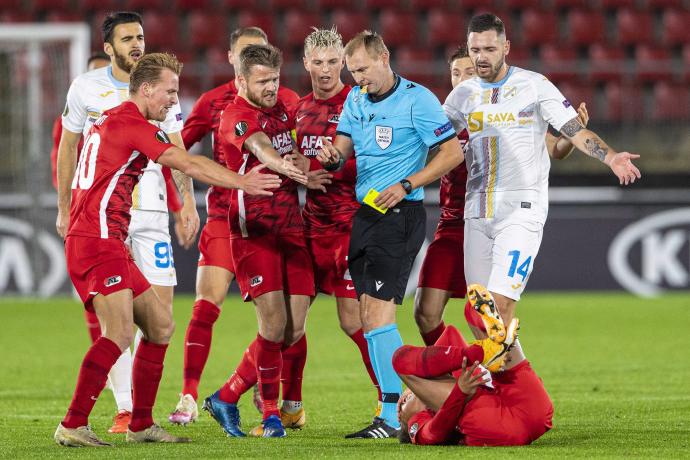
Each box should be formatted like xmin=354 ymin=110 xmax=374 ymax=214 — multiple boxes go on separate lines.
xmin=464 ymin=214 xmax=543 ymax=301
xmin=126 ymin=210 xmax=177 ymax=287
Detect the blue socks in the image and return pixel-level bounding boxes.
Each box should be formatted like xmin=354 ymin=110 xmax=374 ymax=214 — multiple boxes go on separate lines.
xmin=364 ymin=324 xmax=403 ymax=429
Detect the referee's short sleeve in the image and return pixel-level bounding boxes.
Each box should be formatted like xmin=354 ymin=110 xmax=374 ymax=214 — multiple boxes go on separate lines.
xmin=335 ymin=87 xmax=355 ymax=137
xmin=411 ymin=87 xmax=455 ymax=149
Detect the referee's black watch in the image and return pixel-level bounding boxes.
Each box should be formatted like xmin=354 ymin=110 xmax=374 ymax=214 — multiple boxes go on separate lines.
xmin=400 ymin=179 xmax=413 ymax=195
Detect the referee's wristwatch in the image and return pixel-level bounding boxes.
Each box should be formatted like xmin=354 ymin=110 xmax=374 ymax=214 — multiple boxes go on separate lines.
xmin=400 ymin=179 xmax=413 ymax=195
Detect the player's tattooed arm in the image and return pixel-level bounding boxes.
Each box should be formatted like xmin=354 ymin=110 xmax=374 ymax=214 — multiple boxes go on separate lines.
xmin=559 ymin=117 xmax=583 ymax=138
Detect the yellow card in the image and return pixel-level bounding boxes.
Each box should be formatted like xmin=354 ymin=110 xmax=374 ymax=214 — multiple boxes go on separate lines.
xmin=363 ymin=188 xmax=388 ymax=214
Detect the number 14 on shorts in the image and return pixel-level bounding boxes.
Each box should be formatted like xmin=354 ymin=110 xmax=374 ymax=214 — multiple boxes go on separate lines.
xmin=507 ymin=250 xmax=531 ymax=282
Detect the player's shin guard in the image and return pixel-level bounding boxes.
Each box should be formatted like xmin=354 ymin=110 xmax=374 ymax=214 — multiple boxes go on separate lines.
xmin=280 ymin=334 xmax=307 ymax=403
xmin=219 ymin=339 xmax=258 ymax=404
xmin=349 ymin=329 xmax=382 ymax=402
xmin=364 ymin=325 xmax=403 ymax=429
xmin=420 ymin=321 xmax=446 ymax=346
xmin=255 ymin=334 xmax=283 ymax=420
xmin=392 ymin=344 xmax=483 ymax=378
xmin=182 ymin=299 xmax=221 ymax=400
xmin=62 ymin=337 xmax=122 ymax=428
xmin=108 ymin=349 xmax=133 ymax=412
xmin=130 ymin=340 xmax=168 ymax=432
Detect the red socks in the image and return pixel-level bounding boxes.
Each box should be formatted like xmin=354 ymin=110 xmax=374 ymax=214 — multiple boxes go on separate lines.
xmin=464 ymin=300 xmax=487 ymax=333
xmin=392 ymin=344 xmax=483 ymax=378
xmin=130 ymin=340 xmax=168 ymax=432
xmin=421 ymin=321 xmax=447 ymax=346
xmin=83 ymin=310 xmax=101 ymax=343
xmin=219 ymin=340 xmax=258 ymax=404
xmin=62 ymin=337 xmax=121 ymax=428
xmin=349 ymin=329 xmax=382 ymax=401
xmin=256 ymin=334 xmax=283 ymax=419
xmin=182 ymin=299 xmax=221 ymax=399
xmin=280 ymin=334 xmax=307 ymax=402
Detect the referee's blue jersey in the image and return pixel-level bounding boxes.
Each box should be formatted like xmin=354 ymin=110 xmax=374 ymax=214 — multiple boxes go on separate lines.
xmin=336 ymin=74 xmax=456 ymax=203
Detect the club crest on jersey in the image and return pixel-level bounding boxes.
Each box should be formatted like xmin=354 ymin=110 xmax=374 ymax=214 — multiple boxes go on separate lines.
xmin=250 ymin=275 xmax=263 ymax=287
xmin=279 ymin=112 xmax=288 ymax=122
xmin=375 ymin=126 xmax=393 ymax=150
xmin=104 ymin=275 xmax=122 ymax=288
xmin=235 ymin=121 xmax=248 ymax=136
xmin=468 ymin=112 xmax=484 ymax=133
xmin=409 ymin=423 xmax=419 ymax=437
xmin=155 ymin=130 xmax=170 ymax=144
xmin=328 ymin=114 xmax=340 ymax=124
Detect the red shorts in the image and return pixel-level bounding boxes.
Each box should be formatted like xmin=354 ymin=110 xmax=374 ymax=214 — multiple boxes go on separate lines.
xmin=231 ymin=233 xmax=315 ymax=301
xmin=198 ymin=219 xmax=234 ymax=273
xmin=418 ymin=221 xmax=466 ymax=298
xmin=307 ymin=233 xmax=356 ymax=299
xmin=65 ymin=235 xmax=150 ymax=312
xmin=460 ymin=361 xmax=554 ymax=446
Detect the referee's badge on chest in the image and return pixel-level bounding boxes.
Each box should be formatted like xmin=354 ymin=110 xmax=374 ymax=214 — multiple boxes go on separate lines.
xmin=375 ymin=125 xmax=393 ymax=150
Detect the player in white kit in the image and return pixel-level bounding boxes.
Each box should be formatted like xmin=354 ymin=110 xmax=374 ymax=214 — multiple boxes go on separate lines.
xmin=443 ymin=13 xmax=641 ymax=330
xmin=55 ymin=11 xmax=198 ymax=433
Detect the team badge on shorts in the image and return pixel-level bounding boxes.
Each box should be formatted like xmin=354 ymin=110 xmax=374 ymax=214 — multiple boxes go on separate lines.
xmin=235 ymin=121 xmax=248 ymax=136
xmin=155 ymin=130 xmax=170 ymax=143
xmin=250 ymin=275 xmax=263 ymax=287
xmin=375 ymin=126 xmax=393 ymax=150
xmin=104 ymin=275 xmax=122 ymax=287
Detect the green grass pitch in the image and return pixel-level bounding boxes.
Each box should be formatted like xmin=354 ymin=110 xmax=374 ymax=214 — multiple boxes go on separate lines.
xmin=1 ymin=292 xmax=689 ymax=459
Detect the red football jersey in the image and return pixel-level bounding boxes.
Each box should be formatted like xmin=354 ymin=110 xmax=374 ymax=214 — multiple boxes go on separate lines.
xmin=67 ymin=101 xmax=173 ymax=240
xmin=295 ymin=86 xmax=359 ymax=236
xmin=183 ymin=80 xmax=300 ymax=222
xmin=219 ymin=95 xmax=302 ymax=238
xmin=438 ymin=129 xmax=469 ymax=223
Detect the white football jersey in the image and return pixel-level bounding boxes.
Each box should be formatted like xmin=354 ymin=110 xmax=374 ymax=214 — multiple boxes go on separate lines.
xmin=444 ymin=66 xmax=577 ymax=224
xmin=62 ymin=65 xmax=183 ymax=212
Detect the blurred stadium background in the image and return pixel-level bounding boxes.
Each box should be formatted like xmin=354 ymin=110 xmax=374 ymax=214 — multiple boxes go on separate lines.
xmin=0 ymin=0 xmax=688 ymax=299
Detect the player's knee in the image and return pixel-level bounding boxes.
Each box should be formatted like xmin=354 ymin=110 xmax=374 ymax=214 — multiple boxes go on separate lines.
xmin=338 ymin=316 xmax=360 ymax=336
xmin=284 ymin=328 xmax=305 ymax=346
xmin=107 ymin=330 xmax=134 ymax=351
xmin=413 ymin=306 xmax=441 ymax=332
xmin=391 ymin=346 xmax=414 ymax=375
xmin=147 ymin=317 xmax=175 ymax=344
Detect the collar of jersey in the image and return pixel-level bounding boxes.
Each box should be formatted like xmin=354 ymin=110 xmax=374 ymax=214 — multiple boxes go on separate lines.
xmin=367 ymin=74 xmax=401 ymax=103
xmin=107 ymin=66 xmax=129 ymax=89
xmin=479 ymin=66 xmax=513 ymax=89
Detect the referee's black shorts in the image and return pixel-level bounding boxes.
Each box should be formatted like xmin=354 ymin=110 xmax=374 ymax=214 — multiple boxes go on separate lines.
xmin=348 ymin=200 xmax=426 ymax=305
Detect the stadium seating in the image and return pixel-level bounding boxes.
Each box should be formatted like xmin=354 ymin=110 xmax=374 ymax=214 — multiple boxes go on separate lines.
xmin=520 ymin=10 xmax=559 ymax=46
xmin=76 ymin=0 xmax=120 ymax=11
xmin=652 ymin=81 xmax=690 ymax=120
xmin=603 ymin=82 xmax=644 ymax=122
xmin=266 ymin=0 xmax=310 ymax=9
xmin=313 ymin=0 xmax=353 ymax=9
xmin=140 ymin=13 xmax=180 ymax=51
xmin=329 ymin=10 xmax=371 ymax=42
xmin=32 ymin=0 xmax=71 ymax=12
xmin=125 ymin=0 xmax=166 ymax=10
xmin=283 ymin=11 xmax=323 ymax=48
xmin=394 ymin=46 xmax=437 ymax=87
xmin=363 ymin=0 xmax=404 ymax=9
xmin=409 ymin=0 xmax=447 ymax=10
xmin=661 ymin=8 xmax=690 ymax=46
xmin=174 ymin=0 xmax=212 ymax=10
xmin=539 ymin=44 xmax=578 ymax=83
xmin=426 ymin=9 xmax=464 ymax=48
xmin=588 ymin=44 xmax=626 ymax=82
xmin=237 ymin=10 xmax=275 ymax=40
xmin=378 ymin=10 xmax=418 ymax=47
xmin=683 ymin=43 xmax=690 ymax=82
xmin=616 ymin=8 xmax=654 ymax=45
xmin=566 ymin=9 xmax=606 ymax=46
xmin=635 ymin=45 xmax=673 ymax=81
xmin=188 ymin=12 xmax=227 ymax=49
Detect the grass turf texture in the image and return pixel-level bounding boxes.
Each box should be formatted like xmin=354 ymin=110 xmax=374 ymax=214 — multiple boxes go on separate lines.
xmin=1 ymin=292 xmax=689 ymax=459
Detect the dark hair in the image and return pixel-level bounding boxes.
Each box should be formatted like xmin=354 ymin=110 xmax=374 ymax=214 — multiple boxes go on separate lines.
xmin=229 ymin=27 xmax=268 ymax=51
xmin=129 ymin=52 xmax=182 ymax=94
xmin=398 ymin=420 xmax=412 ymax=444
xmin=239 ymin=44 xmax=282 ymax=77
xmin=87 ymin=51 xmax=109 ymax=66
xmin=102 ymin=11 xmax=143 ymax=45
xmin=467 ymin=13 xmax=505 ymax=37
xmin=448 ymin=45 xmax=469 ymax=64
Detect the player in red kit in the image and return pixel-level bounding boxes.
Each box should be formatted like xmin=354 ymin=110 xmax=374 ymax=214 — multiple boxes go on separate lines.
xmin=53 ymin=53 xmax=281 ymax=448
xmin=394 ymin=286 xmax=552 ymax=447
xmin=201 ymin=44 xmax=313 ymax=439
xmin=170 ymin=26 xmax=300 ymax=425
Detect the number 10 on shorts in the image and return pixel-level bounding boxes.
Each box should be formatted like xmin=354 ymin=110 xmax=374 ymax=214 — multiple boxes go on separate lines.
xmin=507 ymin=250 xmax=532 ymax=282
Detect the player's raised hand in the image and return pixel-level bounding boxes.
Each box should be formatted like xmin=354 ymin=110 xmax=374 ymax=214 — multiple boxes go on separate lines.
xmin=241 ymin=164 xmax=282 ymax=196
xmin=456 ymin=357 xmax=489 ymax=397
xmin=280 ymin=156 xmax=309 ymax=185
xmin=306 ymin=169 xmax=333 ymax=193
xmin=317 ymin=136 xmax=341 ymax=166
xmin=55 ymin=208 xmax=69 ymax=239
xmin=374 ymin=182 xmax=407 ymax=210
xmin=606 ymin=152 xmax=641 ymax=185
xmin=576 ymin=102 xmax=589 ymax=128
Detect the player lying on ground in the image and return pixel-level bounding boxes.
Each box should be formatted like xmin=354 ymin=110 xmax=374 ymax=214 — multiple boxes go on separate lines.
xmin=54 ymin=53 xmax=281 ymax=448
xmin=394 ymin=286 xmax=553 ymax=446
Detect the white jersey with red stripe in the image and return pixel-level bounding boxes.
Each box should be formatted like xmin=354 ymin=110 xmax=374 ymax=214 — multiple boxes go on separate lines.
xmin=443 ymin=66 xmax=577 ymax=224
xmin=62 ymin=65 xmax=183 ymax=212
xmin=67 ymin=102 xmax=174 ymax=241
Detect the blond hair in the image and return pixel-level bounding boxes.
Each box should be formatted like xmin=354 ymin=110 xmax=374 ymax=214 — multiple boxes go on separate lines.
xmin=129 ymin=53 xmax=182 ymax=94
xmin=344 ymin=30 xmax=389 ymax=58
xmin=304 ymin=26 xmax=343 ymax=56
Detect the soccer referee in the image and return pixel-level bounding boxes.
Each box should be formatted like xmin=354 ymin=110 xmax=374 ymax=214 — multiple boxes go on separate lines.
xmin=317 ymin=31 xmax=463 ymax=437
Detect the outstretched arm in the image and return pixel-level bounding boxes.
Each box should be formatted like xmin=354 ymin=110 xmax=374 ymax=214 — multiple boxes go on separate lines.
xmin=244 ymin=132 xmax=308 ymax=185
xmin=559 ymin=117 xmax=641 ymax=185
xmin=316 ymin=134 xmax=354 ymax=171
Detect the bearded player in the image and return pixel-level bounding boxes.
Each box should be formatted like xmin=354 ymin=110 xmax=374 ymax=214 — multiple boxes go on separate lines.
xmin=169 ymin=26 xmax=299 ymax=425
xmin=55 ymin=11 xmax=198 ymax=434
xmin=54 ymin=53 xmax=281 ymax=447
